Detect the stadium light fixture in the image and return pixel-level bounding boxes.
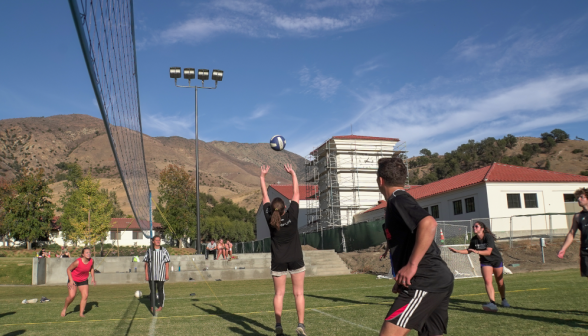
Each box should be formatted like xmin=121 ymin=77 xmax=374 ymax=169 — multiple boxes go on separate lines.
xmin=169 ymin=66 xmax=224 ymax=254
xmin=197 ymin=69 xmax=209 ymax=81
xmin=183 ymin=68 xmax=195 ymax=80
xmin=170 ymin=67 xmax=181 ymax=79
xmin=211 ymin=69 xmax=224 ymax=82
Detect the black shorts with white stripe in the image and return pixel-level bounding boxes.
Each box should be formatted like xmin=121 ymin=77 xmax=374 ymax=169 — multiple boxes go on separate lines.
xmin=384 ymin=284 xmax=453 ymax=335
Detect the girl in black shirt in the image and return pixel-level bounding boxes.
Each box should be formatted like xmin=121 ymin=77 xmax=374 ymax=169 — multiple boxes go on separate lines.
xmin=449 ymin=221 xmax=510 ymax=311
xmin=260 ymin=164 xmax=306 ymax=336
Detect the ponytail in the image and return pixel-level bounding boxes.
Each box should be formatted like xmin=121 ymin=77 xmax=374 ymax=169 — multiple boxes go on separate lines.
xmin=270 ymin=198 xmax=285 ymax=231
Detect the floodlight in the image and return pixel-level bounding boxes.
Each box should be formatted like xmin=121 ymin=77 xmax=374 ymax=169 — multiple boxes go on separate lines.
xmin=197 ymin=69 xmax=209 ymax=81
xmin=211 ymin=69 xmax=224 ymax=82
xmin=184 ymin=68 xmax=195 ymax=80
xmin=170 ymin=67 xmax=181 ymax=79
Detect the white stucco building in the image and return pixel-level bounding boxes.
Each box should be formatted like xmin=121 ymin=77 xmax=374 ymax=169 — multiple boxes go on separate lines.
xmin=256 ymin=185 xmax=319 ymax=240
xmin=354 ymin=163 xmax=588 ymax=237
xmin=305 ymin=135 xmax=401 ymax=229
xmin=49 ymin=218 xmax=163 ymax=247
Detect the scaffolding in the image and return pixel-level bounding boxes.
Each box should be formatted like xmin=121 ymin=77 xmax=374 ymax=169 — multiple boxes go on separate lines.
xmin=302 ymin=137 xmax=407 ymax=233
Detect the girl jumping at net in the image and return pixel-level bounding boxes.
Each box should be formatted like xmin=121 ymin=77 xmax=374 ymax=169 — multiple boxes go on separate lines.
xmin=449 ymin=221 xmax=510 ymax=312
xmin=260 ymin=164 xmax=306 ymax=336
xmin=61 ymin=247 xmax=96 ymax=317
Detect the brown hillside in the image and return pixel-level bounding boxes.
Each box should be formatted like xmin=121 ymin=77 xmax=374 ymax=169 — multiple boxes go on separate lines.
xmin=408 ymin=136 xmax=588 ymax=181
xmin=0 ymin=114 xmax=305 ymax=213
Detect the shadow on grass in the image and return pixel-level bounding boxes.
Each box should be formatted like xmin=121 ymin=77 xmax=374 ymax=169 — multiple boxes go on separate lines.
xmin=3 ymin=330 xmax=26 ymax=336
xmin=194 ymin=304 xmax=274 ymax=335
xmin=0 ymin=312 xmax=15 ymax=319
xmin=450 ymin=298 xmax=588 ymax=329
xmin=306 ymin=294 xmax=381 ymax=306
xmin=72 ymin=301 xmax=99 ymax=315
xmin=111 ymin=298 xmax=141 ymax=336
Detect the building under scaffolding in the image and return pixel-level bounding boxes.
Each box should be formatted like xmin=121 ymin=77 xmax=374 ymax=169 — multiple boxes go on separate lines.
xmin=303 ymin=135 xmax=407 ymax=233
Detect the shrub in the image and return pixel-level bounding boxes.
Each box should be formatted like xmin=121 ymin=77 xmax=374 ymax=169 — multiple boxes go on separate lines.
xmin=572 ymin=149 xmax=584 ymax=154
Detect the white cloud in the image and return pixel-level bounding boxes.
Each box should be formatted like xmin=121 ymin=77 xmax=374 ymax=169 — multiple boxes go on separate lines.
xmin=153 ymin=0 xmax=385 ymax=44
xmin=451 ymin=15 xmax=587 ymax=71
xmin=249 ymin=105 xmax=271 ymax=119
xmin=353 ymin=57 xmax=384 ymax=76
xmin=299 ymin=66 xmax=341 ymax=99
xmin=348 ymin=73 xmax=588 ymax=154
xmin=143 ymin=113 xmax=194 ymax=138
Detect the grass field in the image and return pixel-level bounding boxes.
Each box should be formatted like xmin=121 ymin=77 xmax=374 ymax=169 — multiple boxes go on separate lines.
xmin=1 ymin=269 xmax=587 ymax=335
xmin=0 ymin=258 xmax=31 ymax=285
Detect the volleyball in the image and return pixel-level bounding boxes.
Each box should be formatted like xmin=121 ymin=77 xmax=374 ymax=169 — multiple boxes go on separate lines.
xmin=134 ymin=290 xmax=142 ymax=298
xmin=270 ymin=135 xmax=286 ymax=151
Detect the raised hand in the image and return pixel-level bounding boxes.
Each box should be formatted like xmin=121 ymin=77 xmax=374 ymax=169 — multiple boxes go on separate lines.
xmin=284 ymin=164 xmax=295 ymax=175
xmin=260 ymin=165 xmax=270 ymax=177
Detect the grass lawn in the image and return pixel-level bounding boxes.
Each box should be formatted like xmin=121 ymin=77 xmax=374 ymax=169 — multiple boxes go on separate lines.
xmin=0 ymin=258 xmax=32 ymax=285
xmin=0 ymin=269 xmax=587 ymax=335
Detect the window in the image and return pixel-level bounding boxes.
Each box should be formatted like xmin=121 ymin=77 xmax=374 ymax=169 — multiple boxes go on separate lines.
xmin=132 ymin=231 xmax=142 ymax=240
xmin=524 ymin=193 xmax=538 ymax=208
xmin=564 ymin=194 xmax=576 ymax=202
xmin=431 ymin=205 xmax=439 ymax=219
xmin=110 ymin=231 xmax=121 ymax=240
xmin=507 ymin=194 xmax=521 ymax=208
xmin=453 ymin=200 xmax=463 ymax=215
xmin=465 ymin=197 xmax=476 ymax=213
xmin=423 ymin=207 xmax=429 ymax=214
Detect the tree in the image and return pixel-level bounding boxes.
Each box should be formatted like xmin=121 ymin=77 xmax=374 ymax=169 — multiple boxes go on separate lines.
xmin=419 ymin=148 xmax=432 ymax=157
xmin=154 ymin=164 xmax=197 ymax=248
xmin=503 ymin=134 xmax=518 ymax=149
xmin=102 ymin=189 xmax=124 ymax=218
xmin=59 ymin=176 xmax=113 ymax=247
xmin=0 ymin=178 xmax=15 ymax=246
xmin=3 ymin=169 xmax=55 ymax=249
xmin=550 ymin=129 xmax=569 ymax=143
xmin=541 ymin=132 xmax=556 ymax=150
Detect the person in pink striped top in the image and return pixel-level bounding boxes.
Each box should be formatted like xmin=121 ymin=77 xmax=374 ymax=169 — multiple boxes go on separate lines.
xmin=61 ymin=247 xmax=96 ymax=317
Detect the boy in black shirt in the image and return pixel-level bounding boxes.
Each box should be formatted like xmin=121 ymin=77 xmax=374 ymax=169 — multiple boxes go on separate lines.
xmin=377 ymin=158 xmax=454 ymax=336
xmin=558 ymin=188 xmax=588 ymax=277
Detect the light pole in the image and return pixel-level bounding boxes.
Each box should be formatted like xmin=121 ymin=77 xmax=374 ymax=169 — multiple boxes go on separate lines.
xmin=170 ymin=67 xmax=224 ymax=254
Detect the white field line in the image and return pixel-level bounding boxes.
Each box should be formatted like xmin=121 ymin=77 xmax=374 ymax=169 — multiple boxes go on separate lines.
xmin=311 ymin=308 xmax=379 ymax=333
xmin=149 ymin=313 xmax=158 ymax=336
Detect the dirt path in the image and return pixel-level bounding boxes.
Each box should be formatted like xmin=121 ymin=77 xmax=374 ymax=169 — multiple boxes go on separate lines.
xmin=338 ymin=238 xmax=582 ymax=275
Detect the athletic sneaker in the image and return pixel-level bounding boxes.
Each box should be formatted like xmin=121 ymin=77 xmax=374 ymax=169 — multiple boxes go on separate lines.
xmin=501 ymin=299 xmax=511 ymax=308
xmin=482 ymin=302 xmax=498 ymax=312
xmin=296 ymin=324 xmax=307 ymax=335
xmin=274 ymin=325 xmax=283 ymax=335
xmin=40 ymin=296 xmax=50 ymax=303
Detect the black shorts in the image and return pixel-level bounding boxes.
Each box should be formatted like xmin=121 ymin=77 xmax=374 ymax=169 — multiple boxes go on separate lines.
xmin=581 ymin=251 xmax=588 ymax=277
xmin=271 ymin=259 xmax=305 ymax=277
xmin=385 ymin=284 xmax=453 ymax=336
xmin=480 ymin=260 xmax=503 ymax=268
xmin=68 ymin=279 xmax=88 ymax=286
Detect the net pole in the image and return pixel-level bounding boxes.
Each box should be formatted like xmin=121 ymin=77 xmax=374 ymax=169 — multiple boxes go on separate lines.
xmin=149 ymin=191 xmax=155 ymax=316
xmin=195 ymin=88 xmax=202 ymax=254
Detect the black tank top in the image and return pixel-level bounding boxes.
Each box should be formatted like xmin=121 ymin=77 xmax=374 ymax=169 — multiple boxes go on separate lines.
xmin=579 ymin=211 xmax=588 ymax=251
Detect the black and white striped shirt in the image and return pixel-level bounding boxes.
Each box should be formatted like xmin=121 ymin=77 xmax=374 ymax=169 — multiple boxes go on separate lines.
xmin=143 ymin=247 xmax=171 ymax=281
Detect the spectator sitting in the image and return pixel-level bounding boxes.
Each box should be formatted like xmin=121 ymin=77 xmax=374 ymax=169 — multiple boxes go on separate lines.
xmin=38 ymin=248 xmax=46 ymax=258
xmin=205 ymin=240 xmax=217 ymax=260
xmin=226 ymin=240 xmax=233 ymax=260
xmin=46 ymin=251 xmax=51 ymax=258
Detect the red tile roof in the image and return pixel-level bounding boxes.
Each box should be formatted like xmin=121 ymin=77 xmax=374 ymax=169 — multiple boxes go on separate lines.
xmin=332 ymin=135 xmax=400 ymax=141
xmin=109 ymin=218 xmax=162 ymax=231
xmin=407 ymin=163 xmax=588 ymax=200
xmin=362 ymin=200 xmax=387 ymax=214
xmin=270 ymin=185 xmax=318 ymax=201
xmin=310 ymin=135 xmax=400 ymax=155
xmin=361 ymin=163 xmax=588 ymax=214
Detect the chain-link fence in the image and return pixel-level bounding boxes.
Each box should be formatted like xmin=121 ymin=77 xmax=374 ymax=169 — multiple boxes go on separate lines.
xmin=235 ymin=212 xmax=576 ymax=254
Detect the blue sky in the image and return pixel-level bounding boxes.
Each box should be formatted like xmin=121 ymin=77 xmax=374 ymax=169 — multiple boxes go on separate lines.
xmin=1 ymin=0 xmax=587 ymax=157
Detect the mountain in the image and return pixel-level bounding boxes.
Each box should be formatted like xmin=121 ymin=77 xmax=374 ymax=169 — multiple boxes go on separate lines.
xmin=0 ymin=114 xmax=306 ymax=213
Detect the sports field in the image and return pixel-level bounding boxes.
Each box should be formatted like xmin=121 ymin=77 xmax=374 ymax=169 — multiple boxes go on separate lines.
xmin=1 ymin=269 xmax=586 ymax=335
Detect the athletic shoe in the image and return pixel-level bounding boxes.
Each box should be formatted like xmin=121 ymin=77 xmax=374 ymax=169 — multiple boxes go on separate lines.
xmin=501 ymin=299 xmax=511 ymax=308
xmin=482 ymin=302 xmax=498 ymax=312
xmin=40 ymin=296 xmax=50 ymax=303
xmin=296 ymin=325 xmax=307 ymax=335
xmin=275 ymin=325 xmax=284 ymax=335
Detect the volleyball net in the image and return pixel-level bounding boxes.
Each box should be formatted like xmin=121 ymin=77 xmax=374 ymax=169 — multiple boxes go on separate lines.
xmin=68 ymin=0 xmax=152 ymax=238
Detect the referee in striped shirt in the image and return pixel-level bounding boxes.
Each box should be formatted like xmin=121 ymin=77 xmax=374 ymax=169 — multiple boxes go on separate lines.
xmin=144 ymin=236 xmax=170 ymax=312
